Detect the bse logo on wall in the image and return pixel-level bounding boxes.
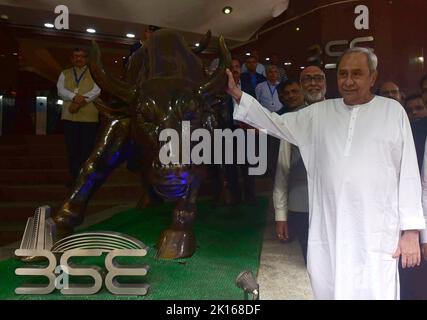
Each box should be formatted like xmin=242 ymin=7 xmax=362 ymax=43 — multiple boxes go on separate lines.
xmin=15 ymin=206 xmax=150 ymax=296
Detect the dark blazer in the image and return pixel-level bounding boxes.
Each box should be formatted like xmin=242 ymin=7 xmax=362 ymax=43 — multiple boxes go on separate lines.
xmin=240 ymin=72 xmax=266 ymax=98
xmin=411 ymin=118 xmax=427 ymax=171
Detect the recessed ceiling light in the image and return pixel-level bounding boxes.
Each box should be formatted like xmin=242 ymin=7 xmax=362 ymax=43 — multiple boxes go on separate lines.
xmin=57 ymin=99 xmax=63 ymax=105
xmin=44 ymin=23 xmax=54 ymax=28
xmin=245 ymin=52 xmax=251 ymax=56
xmin=195 ymin=43 xmax=200 ymax=47
xmin=300 ymin=66 xmax=305 ymax=69
xmin=12 ymin=52 xmax=18 ymax=56
xmin=86 ymin=28 xmax=96 ymax=33
xmin=296 ymin=27 xmax=301 ymax=31
xmin=265 ymin=58 xmax=270 ymax=61
xmin=126 ymin=33 xmax=135 ymax=38
xmin=223 ymin=6 xmax=233 ymax=14
xmin=114 ymin=60 xmax=118 ymax=63
xmin=416 ymin=56 xmax=424 ymax=63
xmin=325 ymin=64 xmax=337 ymax=69
xmin=284 ymin=62 xmax=292 ymax=66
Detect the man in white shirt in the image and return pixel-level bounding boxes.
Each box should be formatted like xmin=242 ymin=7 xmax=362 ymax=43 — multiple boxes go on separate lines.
xmin=57 ymin=48 xmax=101 ymax=183
xmin=274 ymin=66 xmax=327 ymax=265
xmin=226 ymin=47 xmax=427 ymax=299
xmin=255 ymin=65 xmax=283 ymax=113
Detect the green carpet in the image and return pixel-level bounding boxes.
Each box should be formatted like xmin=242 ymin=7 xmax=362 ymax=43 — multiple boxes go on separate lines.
xmin=0 ymin=198 xmax=268 ymax=300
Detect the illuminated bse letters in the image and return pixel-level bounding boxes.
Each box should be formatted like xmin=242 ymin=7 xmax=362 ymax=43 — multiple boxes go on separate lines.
xmin=15 ymin=248 xmax=149 ymax=296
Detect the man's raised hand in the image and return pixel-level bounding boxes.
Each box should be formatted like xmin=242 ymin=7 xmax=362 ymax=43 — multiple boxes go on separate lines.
xmin=225 ymin=68 xmax=243 ymax=102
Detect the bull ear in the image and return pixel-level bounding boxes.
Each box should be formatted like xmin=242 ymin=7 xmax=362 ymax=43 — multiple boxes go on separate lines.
xmin=192 ymin=30 xmax=211 ymax=54
xmin=198 ymin=36 xmax=231 ymax=98
xmin=89 ymin=40 xmax=136 ymax=104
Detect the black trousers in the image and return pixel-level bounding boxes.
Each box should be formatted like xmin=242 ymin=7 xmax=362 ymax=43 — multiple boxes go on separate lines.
xmin=399 ymin=255 xmax=427 ymax=300
xmin=288 ymin=211 xmax=309 ymax=265
xmin=63 ymin=120 xmax=99 ymax=180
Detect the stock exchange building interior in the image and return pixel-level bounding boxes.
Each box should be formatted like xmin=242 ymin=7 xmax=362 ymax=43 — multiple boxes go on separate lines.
xmin=0 ymin=0 xmax=426 ymax=300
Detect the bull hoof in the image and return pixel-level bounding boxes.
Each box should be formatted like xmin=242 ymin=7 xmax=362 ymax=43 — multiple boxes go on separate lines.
xmin=156 ymin=229 xmax=196 ymax=259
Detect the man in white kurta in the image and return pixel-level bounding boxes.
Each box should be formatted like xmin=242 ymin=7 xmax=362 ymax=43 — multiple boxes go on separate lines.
xmin=226 ymin=48 xmax=427 ymax=299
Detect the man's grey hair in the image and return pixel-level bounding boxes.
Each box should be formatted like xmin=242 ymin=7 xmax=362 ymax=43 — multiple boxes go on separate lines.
xmin=337 ymin=47 xmax=378 ymax=73
xmin=266 ymin=64 xmax=278 ymax=73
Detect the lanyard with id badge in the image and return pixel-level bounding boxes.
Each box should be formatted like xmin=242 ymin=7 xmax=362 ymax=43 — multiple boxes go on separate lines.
xmin=72 ymin=66 xmax=88 ymax=94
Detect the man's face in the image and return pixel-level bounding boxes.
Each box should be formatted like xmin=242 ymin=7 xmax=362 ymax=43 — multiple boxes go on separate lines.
xmin=246 ymin=57 xmax=258 ymax=73
xmin=71 ymin=51 xmax=88 ymax=68
xmin=281 ymin=83 xmax=305 ymax=109
xmin=300 ymin=66 xmax=326 ymax=104
xmin=231 ymin=59 xmax=241 ymax=81
xmin=379 ymin=82 xmax=402 ymax=103
xmin=266 ymin=67 xmax=279 ymax=83
xmin=337 ymin=52 xmax=377 ymax=106
xmin=406 ymin=98 xmax=427 ymax=122
xmin=421 ymin=80 xmax=427 ymax=106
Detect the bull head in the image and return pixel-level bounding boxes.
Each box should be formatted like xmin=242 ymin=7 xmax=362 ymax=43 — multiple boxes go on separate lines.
xmin=89 ymin=30 xmax=231 ymax=105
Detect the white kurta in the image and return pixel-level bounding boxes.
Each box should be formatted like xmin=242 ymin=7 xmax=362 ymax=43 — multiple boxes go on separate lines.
xmin=234 ymin=93 xmax=427 ymax=300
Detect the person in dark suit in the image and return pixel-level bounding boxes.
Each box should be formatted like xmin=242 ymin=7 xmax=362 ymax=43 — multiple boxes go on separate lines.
xmin=210 ymin=58 xmax=257 ymax=206
xmin=240 ymin=56 xmax=266 ymax=98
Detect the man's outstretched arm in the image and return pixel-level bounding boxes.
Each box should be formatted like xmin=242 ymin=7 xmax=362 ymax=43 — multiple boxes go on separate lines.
xmin=225 ymin=69 xmax=314 ymax=147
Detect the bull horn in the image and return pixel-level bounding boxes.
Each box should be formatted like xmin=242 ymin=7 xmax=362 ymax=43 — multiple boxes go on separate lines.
xmin=89 ymin=40 xmax=136 ymax=104
xmin=198 ymin=35 xmax=231 ymax=98
xmin=192 ymin=30 xmax=211 ymax=54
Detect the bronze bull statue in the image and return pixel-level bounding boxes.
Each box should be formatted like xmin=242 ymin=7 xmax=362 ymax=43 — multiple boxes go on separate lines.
xmin=52 ymin=29 xmax=232 ymax=259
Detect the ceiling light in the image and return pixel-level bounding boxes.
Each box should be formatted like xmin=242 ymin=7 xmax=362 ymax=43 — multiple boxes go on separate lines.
xmin=296 ymin=27 xmax=301 ymax=31
xmin=12 ymin=52 xmax=18 ymax=56
xmin=126 ymin=33 xmax=135 ymax=38
xmin=1 ymin=14 xmax=9 ymax=20
xmin=284 ymin=62 xmax=292 ymax=66
xmin=195 ymin=43 xmax=200 ymax=47
xmin=114 ymin=60 xmax=118 ymax=63
xmin=222 ymin=6 xmax=233 ymax=14
xmin=265 ymin=58 xmax=270 ymax=61
xmin=300 ymin=66 xmax=305 ymax=70
xmin=325 ymin=64 xmax=337 ymax=69
xmin=57 ymin=99 xmax=63 ymax=105
xmin=245 ymin=52 xmax=251 ymax=56
xmin=86 ymin=28 xmax=96 ymax=33
xmin=44 ymin=23 xmax=54 ymax=28
xmin=416 ymin=56 xmax=424 ymax=63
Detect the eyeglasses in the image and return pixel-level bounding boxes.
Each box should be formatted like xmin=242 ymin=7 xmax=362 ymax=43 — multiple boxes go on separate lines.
xmin=301 ymin=75 xmax=325 ymax=84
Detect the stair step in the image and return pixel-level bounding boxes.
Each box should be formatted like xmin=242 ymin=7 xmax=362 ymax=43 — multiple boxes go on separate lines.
xmin=0 ymin=230 xmax=24 ymax=246
xmin=0 ymin=200 xmax=134 ymax=224
xmin=0 ymin=144 xmax=67 ymax=156
xmin=0 ymin=134 xmax=65 ymax=145
xmin=0 ymin=156 xmax=68 ymax=170
xmin=0 ymin=168 xmax=141 ymax=185
xmin=0 ymin=184 xmax=143 ymax=202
